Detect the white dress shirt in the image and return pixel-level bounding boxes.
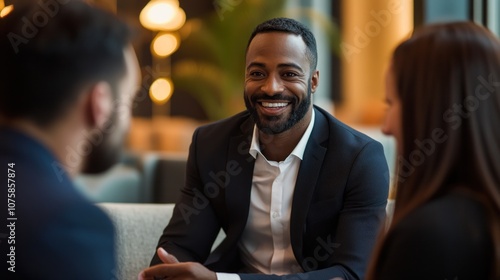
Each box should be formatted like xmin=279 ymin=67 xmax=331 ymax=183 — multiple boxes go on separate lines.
xmin=217 ymin=111 xmax=315 ymax=280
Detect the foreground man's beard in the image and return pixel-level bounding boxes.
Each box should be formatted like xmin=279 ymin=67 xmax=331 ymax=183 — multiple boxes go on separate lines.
xmin=81 ymin=111 xmax=126 ymax=174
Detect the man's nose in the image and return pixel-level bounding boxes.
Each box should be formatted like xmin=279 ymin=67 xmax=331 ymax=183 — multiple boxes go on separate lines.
xmin=261 ymin=74 xmax=284 ymax=95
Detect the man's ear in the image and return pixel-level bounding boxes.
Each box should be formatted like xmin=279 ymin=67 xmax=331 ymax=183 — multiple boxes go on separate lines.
xmin=84 ymin=82 xmax=113 ymax=129
xmin=311 ymin=70 xmax=319 ymax=93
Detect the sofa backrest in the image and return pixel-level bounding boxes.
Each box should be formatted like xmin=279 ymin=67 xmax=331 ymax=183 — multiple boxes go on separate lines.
xmin=77 ymin=152 xmax=188 ymax=203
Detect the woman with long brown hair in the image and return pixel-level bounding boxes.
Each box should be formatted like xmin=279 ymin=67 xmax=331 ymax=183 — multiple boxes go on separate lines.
xmin=368 ymin=21 xmax=500 ymax=280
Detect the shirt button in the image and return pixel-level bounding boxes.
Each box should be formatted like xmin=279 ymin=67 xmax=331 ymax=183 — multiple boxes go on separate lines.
xmin=272 ymin=211 xmax=279 ymax=219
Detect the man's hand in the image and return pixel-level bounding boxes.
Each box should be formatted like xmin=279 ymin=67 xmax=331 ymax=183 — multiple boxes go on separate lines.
xmin=138 ymin=248 xmax=217 ymax=280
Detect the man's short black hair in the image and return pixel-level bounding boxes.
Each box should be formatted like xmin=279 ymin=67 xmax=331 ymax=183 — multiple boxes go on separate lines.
xmin=0 ymin=0 xmax=132 ymax=127
xmin=247 ymin=17 xmax=318 ymax=70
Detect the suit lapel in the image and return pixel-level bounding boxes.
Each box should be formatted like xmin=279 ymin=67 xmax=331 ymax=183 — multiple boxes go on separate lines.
xmin=290 ymin=107 xmax=328 ymax=263
xmin=225 ymin=119 xmax=255 ymax=234
xmin=206 ymin=116 xmax=255 ymax=267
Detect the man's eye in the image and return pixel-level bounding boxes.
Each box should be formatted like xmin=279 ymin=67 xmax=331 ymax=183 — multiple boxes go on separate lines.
xmin=250 ymin=72 xmax=264 ymax=77
xmin=283 ymin=72 xmax=298 ymax=77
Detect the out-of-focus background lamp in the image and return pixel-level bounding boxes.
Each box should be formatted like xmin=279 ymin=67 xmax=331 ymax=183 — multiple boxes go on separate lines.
xmin=149 ymin=78 xmax=173 ymax=105
xmin=0 ymin=0 xmax=14 ymax=18
xmin=151 ymin=32 xmax=180 ymax=57
xmin=139 ymin=0 xmax=185 ymax=31
xmin=140 ymin=0 xmax=185 ymax=107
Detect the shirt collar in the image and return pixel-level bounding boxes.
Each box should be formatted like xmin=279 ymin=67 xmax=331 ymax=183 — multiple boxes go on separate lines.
xmin=249 ymin=109 xmax=315 ymax=161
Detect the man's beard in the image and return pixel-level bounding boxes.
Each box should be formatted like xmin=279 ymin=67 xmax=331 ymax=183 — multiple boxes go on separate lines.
xmin=81 ymin=110 xmax=126 ymax=174
xmin=244 ymin=84 xmax=312 ymax=135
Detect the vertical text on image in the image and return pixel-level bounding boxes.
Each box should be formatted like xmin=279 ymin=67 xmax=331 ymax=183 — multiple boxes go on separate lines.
xmin=6 ymin=162 xmax=17 ymax=273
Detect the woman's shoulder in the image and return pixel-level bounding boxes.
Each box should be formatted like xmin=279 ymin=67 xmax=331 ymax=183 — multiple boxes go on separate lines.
xmin=383 ymin=191 xmax=492 ymax=279
xmin=398 ymin=191 xmax=489 ymax=234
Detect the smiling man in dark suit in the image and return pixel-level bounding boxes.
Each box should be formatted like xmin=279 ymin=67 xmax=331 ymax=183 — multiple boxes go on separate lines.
xmin=142 ymin=17 xmax=389 ymax=280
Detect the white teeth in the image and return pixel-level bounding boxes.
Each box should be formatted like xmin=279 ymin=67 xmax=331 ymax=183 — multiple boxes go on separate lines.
xmin=261 ymin=102 xmax=288 ymax=108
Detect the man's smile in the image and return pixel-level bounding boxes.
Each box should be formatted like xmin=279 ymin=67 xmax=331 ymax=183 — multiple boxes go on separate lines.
xmin=257 ymin=101 xmax=291 ymax=116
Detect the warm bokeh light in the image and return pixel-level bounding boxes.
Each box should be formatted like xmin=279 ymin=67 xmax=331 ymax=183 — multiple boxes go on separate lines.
xmin=149 ymin=78 xmax=174 ymax=104
xmin=0 ymin=5 xmax=14 ymax=18
xmin=163 ymin=7 xmax=185 ymax=30
xmin=140 ymin=0 xmax=185 ymax=31
xmin=152 ymin=32 xmax=180 ymax=57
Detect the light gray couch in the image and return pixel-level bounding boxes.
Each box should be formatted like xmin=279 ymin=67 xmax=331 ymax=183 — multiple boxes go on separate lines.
xmin=98 ymin=203 xmax=225 ymax=280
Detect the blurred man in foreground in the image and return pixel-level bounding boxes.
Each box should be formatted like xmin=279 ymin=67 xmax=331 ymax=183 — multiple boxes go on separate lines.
xmin=0 ymin=1 xmax=140 ymax=279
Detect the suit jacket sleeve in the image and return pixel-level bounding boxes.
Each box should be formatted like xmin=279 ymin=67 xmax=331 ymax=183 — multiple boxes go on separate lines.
xmin=47 ymin=204 xmax=116 ymax=280
xmin=326 ymin=140 xmax=389 ymax=279
xmin=16 ymin=203 xmax=116 ymax=280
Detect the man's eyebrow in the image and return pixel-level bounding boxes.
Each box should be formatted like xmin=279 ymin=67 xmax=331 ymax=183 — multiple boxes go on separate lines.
xmin=246 ymin=62 xmax=265 ymax=71
xmin=246 ymin=62 xmax=304 ymax=73
xmin=277 ymin=63 xmax=304 ymax=72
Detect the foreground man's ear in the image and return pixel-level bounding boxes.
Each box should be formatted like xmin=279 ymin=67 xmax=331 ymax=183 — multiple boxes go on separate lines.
xmin=85 ymin=81 xmax=114 ymax=129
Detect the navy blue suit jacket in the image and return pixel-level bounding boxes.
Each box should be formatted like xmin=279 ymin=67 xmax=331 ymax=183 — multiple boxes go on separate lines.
xmin=0 ymin=128 xmax=115 ymax=280
xmin=151 ymin=106 xmax=389 ymax=279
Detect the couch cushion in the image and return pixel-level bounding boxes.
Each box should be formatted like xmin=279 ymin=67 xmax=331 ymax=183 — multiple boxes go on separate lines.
xmin=98 ymin=203 xmax=174 ymax=280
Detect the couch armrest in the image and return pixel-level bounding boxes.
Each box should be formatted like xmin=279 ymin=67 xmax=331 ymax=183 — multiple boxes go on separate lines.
xmin=98 ymin=203 xmax=175 ymax=280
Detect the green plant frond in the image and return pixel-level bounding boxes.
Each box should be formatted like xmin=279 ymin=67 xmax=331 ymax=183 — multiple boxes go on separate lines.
xmin=172 ymin=60 xmax=233 ymax=120
xmin=172 ymin=60 xmax=229 ymax=98
xmin=198 ymin=0 xmax=288 ymax=75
